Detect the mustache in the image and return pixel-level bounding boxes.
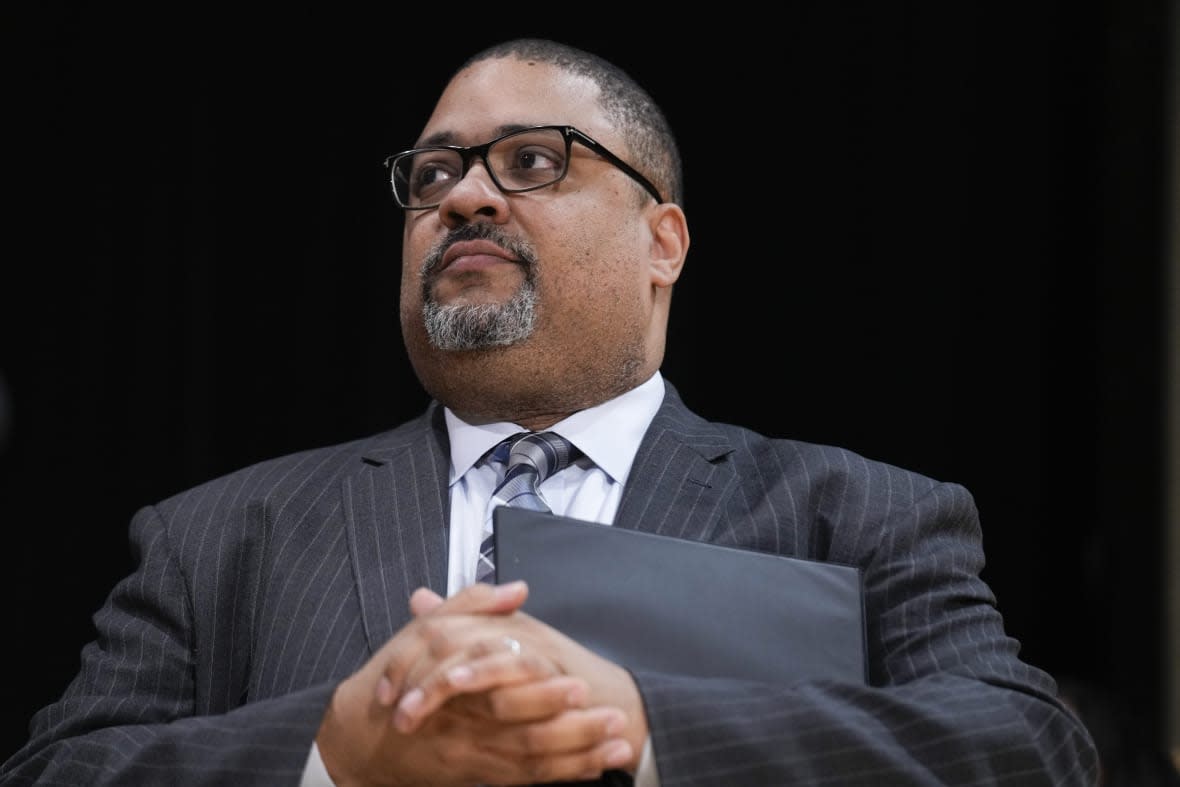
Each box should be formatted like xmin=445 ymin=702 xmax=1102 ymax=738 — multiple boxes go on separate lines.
xmin=420 ymin=223 xmax=538 ymax=280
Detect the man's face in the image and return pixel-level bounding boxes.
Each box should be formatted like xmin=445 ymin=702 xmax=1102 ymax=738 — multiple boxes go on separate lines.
xmin=397 ymin=56 xmax=678 ymax=423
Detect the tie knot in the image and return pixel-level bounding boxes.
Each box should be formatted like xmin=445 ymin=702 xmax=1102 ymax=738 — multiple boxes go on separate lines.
xmin=493 ymin=431 xmax=580 ymax=484
xmin=477 ymin=431 xmax=581 ymax=584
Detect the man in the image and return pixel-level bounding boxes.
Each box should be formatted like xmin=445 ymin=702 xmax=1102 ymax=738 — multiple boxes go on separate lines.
xmin=1 ymin=38 xmax=1098 ymax=786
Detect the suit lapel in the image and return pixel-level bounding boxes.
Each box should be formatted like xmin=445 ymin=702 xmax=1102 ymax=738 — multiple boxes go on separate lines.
xmin=342 ymin=406 xmax=451 ymax=653
xmin=337 ymin=385 xmax=734 ymax=653
xmin=613 ymin=382 xmax=738 ymax=544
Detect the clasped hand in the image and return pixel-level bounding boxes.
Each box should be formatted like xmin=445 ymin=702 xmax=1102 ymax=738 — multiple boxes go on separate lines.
xmin=316 ymin=581 xmax=645 ymax=787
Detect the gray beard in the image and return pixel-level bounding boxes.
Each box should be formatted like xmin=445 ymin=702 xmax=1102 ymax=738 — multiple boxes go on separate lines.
xmin=421 ymin=281 xmax=539 ymax=350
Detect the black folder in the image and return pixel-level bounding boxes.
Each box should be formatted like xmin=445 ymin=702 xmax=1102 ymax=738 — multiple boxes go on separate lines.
xmin=493 ymin=507 xmax=868 ymax=685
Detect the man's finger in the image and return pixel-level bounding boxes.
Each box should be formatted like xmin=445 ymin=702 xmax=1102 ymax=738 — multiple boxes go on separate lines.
xmin=393 ymin=640 xmax=558 ymax=733
xmin=482 ymin=675 xmax=590 ymax=722
xmin=410 ymin=580 xmax=529 ymax=618
xmin=475 ymin=709 xmax=635 ymax=783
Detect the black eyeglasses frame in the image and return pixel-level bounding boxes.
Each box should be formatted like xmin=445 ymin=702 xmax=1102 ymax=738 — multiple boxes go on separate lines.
xmin=383 ymin=124 xmax=665 ymax=209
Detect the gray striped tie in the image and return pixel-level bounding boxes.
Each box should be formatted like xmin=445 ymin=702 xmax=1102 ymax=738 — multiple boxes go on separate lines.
xmin=475 ymin=431 xmax=581 ymax=584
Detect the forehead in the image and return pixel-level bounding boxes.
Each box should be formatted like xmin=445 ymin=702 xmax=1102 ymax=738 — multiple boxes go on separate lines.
xmin=417 ymin=57 xmax=615 ymax=147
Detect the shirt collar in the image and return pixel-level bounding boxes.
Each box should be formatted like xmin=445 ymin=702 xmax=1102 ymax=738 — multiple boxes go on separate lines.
xmin=444 ymin=371 xmax=665 ymax=486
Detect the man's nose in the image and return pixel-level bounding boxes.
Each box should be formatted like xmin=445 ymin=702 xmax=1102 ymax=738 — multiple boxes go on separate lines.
xmin=437 ymin=157 xmax=509 ymax=224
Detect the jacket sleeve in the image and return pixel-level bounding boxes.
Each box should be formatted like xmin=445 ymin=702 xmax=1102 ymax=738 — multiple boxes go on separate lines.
xmin=632 ymin=481 xmax=1099 ymax=787
xmin=0 ymin=505 xmax=336 ymax=786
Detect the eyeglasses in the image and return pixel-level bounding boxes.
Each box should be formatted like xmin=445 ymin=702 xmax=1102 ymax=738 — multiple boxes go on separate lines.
xmin=384 ymin=124 xmax=664 ymax=210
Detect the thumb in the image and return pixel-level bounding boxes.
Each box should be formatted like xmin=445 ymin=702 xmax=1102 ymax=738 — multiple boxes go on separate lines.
xmin=408 ymin=586 xmax=445 ymax=616
xmin=408 ymin=580 xmax=529 ymax=618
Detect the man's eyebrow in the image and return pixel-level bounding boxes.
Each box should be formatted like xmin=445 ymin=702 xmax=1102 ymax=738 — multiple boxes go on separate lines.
xmin=416 ymin=124 xmax=538 ymax=148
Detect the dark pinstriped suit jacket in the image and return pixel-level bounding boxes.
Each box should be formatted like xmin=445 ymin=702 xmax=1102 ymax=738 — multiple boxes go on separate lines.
xmin=1 ymin=382 xmax=1098 ymax=786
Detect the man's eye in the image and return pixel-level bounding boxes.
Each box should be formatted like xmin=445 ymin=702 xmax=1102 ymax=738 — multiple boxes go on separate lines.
xmin=511 ymin=146 xmax=562 ymax=172
xmin=416 ymin=162 xmax=456 ymax=188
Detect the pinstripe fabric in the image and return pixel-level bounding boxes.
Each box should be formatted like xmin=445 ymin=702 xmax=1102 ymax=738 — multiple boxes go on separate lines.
xmin=0 ymin=384 xmax=1098 ymax=786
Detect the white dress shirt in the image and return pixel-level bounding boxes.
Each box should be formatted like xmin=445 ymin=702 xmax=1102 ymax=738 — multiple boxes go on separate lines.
xmin=304 ymin=372 xmax=665 ymax=786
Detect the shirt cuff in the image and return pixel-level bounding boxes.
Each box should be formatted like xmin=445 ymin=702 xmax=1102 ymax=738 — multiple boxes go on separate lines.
xmin=302 ymin=737 xmax=658 ymax=786
xmin=635 ymin=735 xmax=660 ymax=787
xmin=301 ymin=742 xmax=335 ymax=787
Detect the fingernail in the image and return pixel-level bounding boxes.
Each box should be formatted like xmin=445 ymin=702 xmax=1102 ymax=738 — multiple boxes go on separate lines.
xmin=565 ymin=684 xmax=588 ymax=706
xmin=447 ymin=665 xmax=473 ymax=686
xmin=375 ymin=676 xmax=395 ymax=706
xmin=393 ymin=687 xmax=423 ymax=731
xmin=604 ymin=740 xmax=632 ymax=769
xmin=397 ymin=687 xmax=423 ymax=713
xmin=494 ymin=580 xmax=526 ymax=598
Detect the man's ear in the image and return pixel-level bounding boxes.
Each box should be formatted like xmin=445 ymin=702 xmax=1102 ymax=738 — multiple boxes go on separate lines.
xmin=648 ymin=203 xmax=690 ymax=287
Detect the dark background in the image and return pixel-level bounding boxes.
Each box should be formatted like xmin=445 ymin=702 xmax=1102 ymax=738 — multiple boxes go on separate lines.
xmin=2 ymin=3 xmax=1174 ymax=764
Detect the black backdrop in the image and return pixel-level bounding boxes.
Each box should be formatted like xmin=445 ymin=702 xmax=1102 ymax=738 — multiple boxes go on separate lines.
xmin=1 ymin=4 xmax=1172 ymax=762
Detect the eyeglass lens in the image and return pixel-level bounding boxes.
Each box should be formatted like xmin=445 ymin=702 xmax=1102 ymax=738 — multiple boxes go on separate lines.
xmin=393 ymin=127 xmax=569 ymax=208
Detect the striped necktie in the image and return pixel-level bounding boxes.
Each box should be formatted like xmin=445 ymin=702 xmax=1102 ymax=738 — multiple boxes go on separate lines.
xmin=475 ymin=431 xmax=581 ymax=584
